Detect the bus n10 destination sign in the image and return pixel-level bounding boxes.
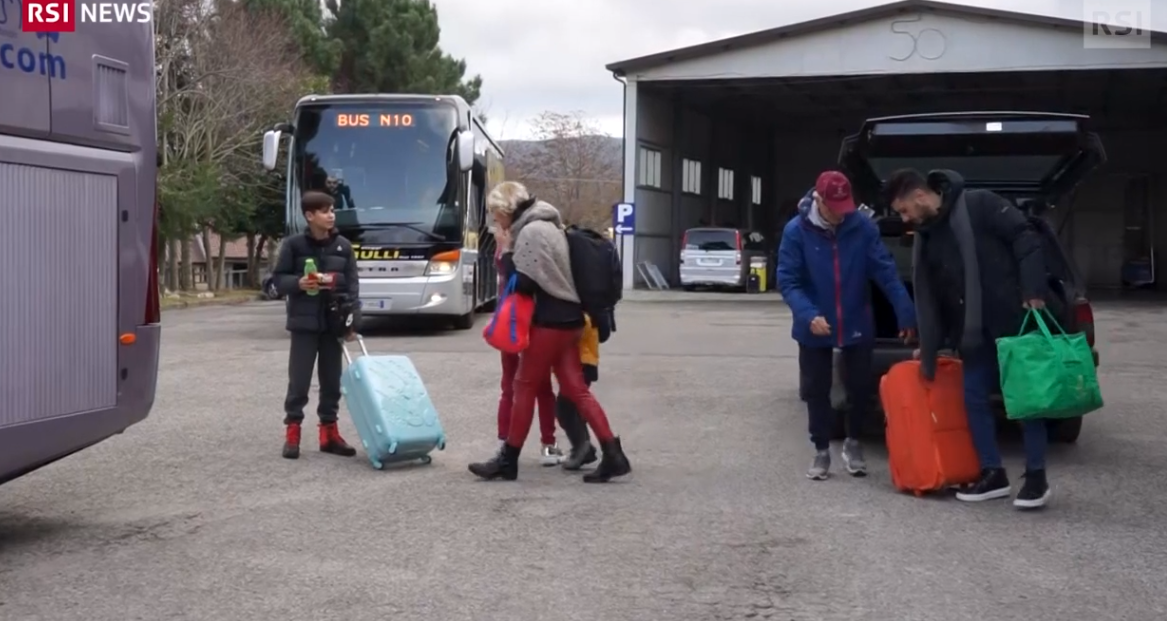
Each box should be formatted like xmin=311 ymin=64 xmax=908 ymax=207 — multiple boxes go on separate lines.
xmin=335 ymin=113 xmax=415 ymax=128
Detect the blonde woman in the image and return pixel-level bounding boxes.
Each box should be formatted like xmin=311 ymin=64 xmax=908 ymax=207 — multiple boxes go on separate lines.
xmin=492 ymin=223 xmax=563 ymax=466
xmin=469 ymin=182 xmax=630 ymax=482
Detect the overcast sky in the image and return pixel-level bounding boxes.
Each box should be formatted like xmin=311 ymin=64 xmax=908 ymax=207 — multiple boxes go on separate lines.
xmin=433 ymin=0 xmax=1162 ymax=139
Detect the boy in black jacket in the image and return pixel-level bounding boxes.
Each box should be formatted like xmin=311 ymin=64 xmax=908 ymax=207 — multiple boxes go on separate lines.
xmin=272 ymin=191 xmax=361 ymax=459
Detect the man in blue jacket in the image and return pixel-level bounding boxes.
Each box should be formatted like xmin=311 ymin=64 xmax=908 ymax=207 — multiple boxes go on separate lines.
xmin=777 ymin=171 xmax=916 ymax=480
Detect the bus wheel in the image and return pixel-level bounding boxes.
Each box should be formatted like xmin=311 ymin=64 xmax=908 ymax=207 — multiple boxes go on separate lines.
xmin=453 ymin=312 xmax=475 ymax=330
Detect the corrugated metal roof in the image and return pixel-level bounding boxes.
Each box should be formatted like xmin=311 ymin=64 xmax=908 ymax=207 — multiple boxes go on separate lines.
xmin=606 ymin=0 xmax=1167 ymax=75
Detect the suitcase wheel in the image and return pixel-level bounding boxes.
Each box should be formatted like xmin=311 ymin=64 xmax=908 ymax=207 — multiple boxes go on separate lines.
xmin=419 ymin=455 xmax=433 ymax=465
xmin=372 ymin=459 xmax=385 ymax=470
xmin=437 ymin=438 xmax=447 ymax=451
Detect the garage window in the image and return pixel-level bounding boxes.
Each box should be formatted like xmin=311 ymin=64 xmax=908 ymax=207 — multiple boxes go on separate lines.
xmin=751 ymin=176 xmax=762 ymax=205
xmin=718 ymin=168 xmax=734 ymax=200
xmin=637 ymin=147 xmax=661 ymax=188
xmin=682 ymin=159 xmax=702 ymax=195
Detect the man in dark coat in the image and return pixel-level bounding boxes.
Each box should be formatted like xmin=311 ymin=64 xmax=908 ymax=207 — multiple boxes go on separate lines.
xmin=883 ymin=168 xmax=1063 ymax=510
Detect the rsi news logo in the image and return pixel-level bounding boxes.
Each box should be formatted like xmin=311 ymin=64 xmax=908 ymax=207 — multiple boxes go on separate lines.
xmin=21 ymin=0 xmax=151 ymax=33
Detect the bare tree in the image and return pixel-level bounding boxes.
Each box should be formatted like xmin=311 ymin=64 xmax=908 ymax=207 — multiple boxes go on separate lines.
xmin=509 ymin=111 xmax=621 ymax=229
xmin=156 ymin=0 xmax=321 ymax=290
xmin=491 ymin=110 xmax=514 ymax=140
xmin=473 ymin=99 xmax=491 ymax=126
xmin=159 ymin=0 xmax=310 ymax=170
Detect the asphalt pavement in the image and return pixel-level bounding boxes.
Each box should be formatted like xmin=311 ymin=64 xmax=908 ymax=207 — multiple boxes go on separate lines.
xmin=1 ymin=294 xmax=1165 ymax=621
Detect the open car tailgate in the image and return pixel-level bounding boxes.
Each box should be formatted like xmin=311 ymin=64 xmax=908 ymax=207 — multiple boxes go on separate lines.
xmin=839 ymin=111 xmax=1106 ymax=202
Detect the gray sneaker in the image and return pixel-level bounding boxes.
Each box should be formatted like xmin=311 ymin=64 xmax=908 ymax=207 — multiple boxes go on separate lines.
xmin=842 ymin=439 xmax=867 ymax=477
xmin=540 ymin=443 xmax=564 ymax=466
xmin=807 ymin=450 xmax=831 ymax=480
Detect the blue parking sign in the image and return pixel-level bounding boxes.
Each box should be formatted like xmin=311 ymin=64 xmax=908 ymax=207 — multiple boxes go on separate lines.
xmin=613 ymin=202 xmax=635 ymax=235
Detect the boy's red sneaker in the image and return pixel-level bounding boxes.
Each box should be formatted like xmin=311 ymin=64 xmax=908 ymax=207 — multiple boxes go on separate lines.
xmin=282 ymin=423 xmax=301 ymax=459
xmin=319 ymin=422 xmax=357 ymax=457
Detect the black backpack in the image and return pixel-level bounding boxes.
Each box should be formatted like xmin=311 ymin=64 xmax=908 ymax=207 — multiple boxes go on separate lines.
xmin=564 ymin=226 xmax=622 ymax=340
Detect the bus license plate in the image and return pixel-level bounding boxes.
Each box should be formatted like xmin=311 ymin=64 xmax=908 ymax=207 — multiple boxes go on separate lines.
xmin=362 ymin=298 xmax=391 ymax=310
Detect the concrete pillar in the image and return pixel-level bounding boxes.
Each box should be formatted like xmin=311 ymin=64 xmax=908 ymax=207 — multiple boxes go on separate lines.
xmin=621 ymin=80 xmax=637 ymax=291
xmin=670 ymin=96 xmax=684 ymax=284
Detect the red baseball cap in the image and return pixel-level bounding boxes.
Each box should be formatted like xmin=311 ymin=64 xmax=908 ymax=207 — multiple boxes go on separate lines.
xmin=815 ymin=171 xmax=856 ymax=214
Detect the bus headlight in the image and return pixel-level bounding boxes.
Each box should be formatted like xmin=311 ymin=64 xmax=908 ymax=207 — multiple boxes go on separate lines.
xmin=425 ymin=249 xmax=460 ymax=276
xmin=426 ymin=261 xmax=456 ymax=275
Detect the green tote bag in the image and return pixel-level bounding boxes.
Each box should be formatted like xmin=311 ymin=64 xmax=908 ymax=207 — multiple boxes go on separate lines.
xmin=996 ymin=308 xmax=1103 ymax=421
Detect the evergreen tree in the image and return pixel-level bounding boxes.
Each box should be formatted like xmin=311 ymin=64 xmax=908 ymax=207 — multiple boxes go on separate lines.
xmin=238 ymin=0 xmax=341 ymax=77
xmin=325 ymin=0 xmax=482 ymax=103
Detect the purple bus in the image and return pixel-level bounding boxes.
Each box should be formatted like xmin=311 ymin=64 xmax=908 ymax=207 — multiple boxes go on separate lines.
xmin=0 ymin=19 xmax=160 ymax=485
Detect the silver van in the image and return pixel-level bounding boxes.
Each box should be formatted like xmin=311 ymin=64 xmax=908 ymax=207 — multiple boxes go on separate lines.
xmin=679 ymin=227 xmax=767 ymax=291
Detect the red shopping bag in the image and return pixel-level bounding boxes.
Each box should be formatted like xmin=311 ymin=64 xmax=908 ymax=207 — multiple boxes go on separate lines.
xmin=483 ymin=274 xmax=534 ymax=353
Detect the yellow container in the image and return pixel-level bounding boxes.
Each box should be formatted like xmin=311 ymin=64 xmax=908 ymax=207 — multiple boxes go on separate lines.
xmin=748 ymin=257 xmax=767 ymax=293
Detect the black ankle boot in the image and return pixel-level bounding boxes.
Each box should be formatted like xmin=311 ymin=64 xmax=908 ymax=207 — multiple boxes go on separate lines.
xmin=561 ymin=441 xmax=597 ymax=471
xmin=468 ymin=442 xmax=520 ymax=481
xmin=583 ymin=437 xmax=631 ymax=483
xmin=556 ymin=395 xmax=597 ymax=470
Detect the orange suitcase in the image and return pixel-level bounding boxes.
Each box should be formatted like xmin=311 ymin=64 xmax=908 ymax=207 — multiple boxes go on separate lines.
xmin=880 ymin=358 xmax=981 ymax=495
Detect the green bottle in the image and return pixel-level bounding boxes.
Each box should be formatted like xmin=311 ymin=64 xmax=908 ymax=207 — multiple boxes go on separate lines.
xmin=304 ymin=258 xmax=319 ymax=296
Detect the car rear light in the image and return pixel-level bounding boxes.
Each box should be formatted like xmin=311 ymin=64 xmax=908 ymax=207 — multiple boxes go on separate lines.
xmin=144 ymin=197 xmax=161 ymax=324
xmin=680 ymin=231 xmax=689 ymax=263
xmin=735 ymin=230 xmax=742 ymax=265
xmin=1074 ymin=299 xmax=1094 ymax=347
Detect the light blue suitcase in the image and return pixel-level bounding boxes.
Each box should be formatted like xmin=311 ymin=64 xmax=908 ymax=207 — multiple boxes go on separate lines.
xmin=340 ymin=336 xmax=447 ymax=469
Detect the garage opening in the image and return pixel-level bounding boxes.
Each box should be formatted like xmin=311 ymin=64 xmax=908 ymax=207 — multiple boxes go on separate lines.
xmin=641 ymin=67 xmax=1167 ymax=290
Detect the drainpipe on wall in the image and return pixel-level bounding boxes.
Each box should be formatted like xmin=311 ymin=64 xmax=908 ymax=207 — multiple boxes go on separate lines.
xmin=612 ymin=71 xmax=627 ymax=199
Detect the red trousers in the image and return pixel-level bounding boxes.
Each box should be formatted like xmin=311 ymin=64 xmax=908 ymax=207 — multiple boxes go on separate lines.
xmin=499 ymin=352 xmax=556 ymax=444
xmin=507 ymin=327 xmax=614 ymax=447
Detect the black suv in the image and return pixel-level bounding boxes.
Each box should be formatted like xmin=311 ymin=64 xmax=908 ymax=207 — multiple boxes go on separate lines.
xmin=828 ymin=112 xmax=1103 ymax=444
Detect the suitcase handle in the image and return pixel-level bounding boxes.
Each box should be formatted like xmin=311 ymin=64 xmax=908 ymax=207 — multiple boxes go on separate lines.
xmin=341 ymin=334 xmax=369 ymax=365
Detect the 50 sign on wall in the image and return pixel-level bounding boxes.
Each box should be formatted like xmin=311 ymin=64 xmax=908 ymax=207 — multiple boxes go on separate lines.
xmin=887 ymin=14 xmax=948 ymax=62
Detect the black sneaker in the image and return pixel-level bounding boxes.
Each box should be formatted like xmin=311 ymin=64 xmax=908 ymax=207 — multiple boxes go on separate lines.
xmin=955 ymin=468 xmax=1011 ymax=502
xmin=1013 ymin=470 xmax=1050 ymax=510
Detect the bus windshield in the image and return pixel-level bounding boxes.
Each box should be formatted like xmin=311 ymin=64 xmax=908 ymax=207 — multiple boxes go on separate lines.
xmin=292 ymin=102 xmax=461 ymax=242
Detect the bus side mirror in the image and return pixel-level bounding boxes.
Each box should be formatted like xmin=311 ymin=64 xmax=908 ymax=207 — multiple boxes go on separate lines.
xmin=262 ymin=130 xmax=282 ymax=171
xmin=456 ymin=131 xmax=474 ymax=172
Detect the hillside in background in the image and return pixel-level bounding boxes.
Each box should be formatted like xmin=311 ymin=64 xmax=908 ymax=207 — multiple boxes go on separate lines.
xmin=497 ymin=135 xmax=623 ymax=229
xmin=500 ymin=136 xmax=623 ymax=175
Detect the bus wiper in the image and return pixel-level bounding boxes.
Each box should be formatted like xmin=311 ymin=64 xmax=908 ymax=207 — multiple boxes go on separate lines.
xmin=350 ymin=221 xmax=445 ymax=241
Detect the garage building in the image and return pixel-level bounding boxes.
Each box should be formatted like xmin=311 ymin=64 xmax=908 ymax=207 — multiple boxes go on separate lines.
xmin=606 ymin=0 xmax=1167 ymax=291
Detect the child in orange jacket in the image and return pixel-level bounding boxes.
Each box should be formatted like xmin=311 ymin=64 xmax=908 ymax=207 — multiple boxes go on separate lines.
xmin=557 ymin=311 xmax=604 ymax=469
